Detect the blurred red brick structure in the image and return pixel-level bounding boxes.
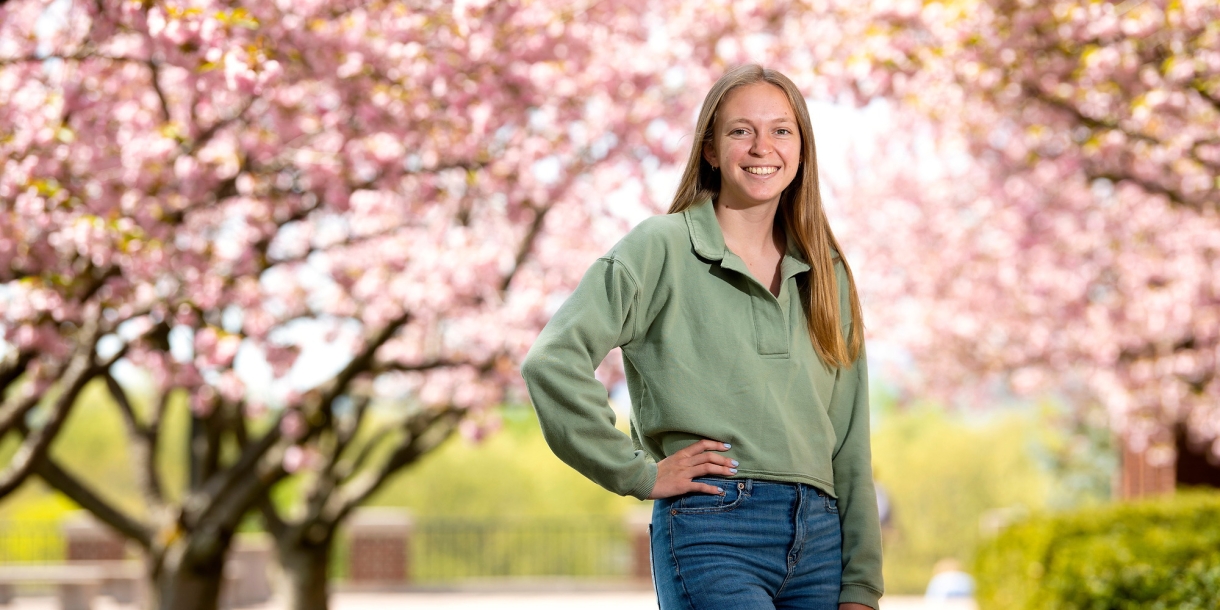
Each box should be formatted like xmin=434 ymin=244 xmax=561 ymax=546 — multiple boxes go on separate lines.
xmin=62 ymin=514 xmax=126 ymax=562
xmin=1120 ymin=427 xmax=1220 ymax=498
xmin=346 ymin=508 xmax=412 ymax=586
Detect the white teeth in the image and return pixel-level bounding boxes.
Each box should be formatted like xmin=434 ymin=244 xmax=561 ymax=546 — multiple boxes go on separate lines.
xmin=744 ymin=167 xmax=777 ymax=175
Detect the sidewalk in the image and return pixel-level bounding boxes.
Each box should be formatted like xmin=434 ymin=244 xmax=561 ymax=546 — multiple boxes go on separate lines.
xmin=327 ymin=592 xmax=976 ymax=609
xmin=5 ymin=591 xmax=976 ymax=609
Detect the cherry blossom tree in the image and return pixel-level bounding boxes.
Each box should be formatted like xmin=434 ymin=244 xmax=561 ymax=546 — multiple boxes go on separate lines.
xmin=823 ymin=0 xmax=1220 ymax=466
xmin=656 ymin=0 xmax=1220 ymax=468
xmin=0 ymin=0 xmax=720 ymax=608
xmin=5 ymin=1 xmax=1215 ymax=608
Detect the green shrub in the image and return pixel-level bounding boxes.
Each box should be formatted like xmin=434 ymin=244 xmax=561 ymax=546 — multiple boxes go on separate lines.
xmin=974 ymin=490 xmax=1220 ymax=610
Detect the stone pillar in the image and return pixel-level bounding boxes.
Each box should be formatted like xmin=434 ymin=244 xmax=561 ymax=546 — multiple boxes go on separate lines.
xmin=58 ymin=579 xmax=98 ymax=610
xmin=62 ymin=512 xmax=142 ymax=606
xmin=1119 ymin=437 xmax=1176 ymax=499
xmin=62 ymin=512 xmax=126 ymax=562
xmin=626 ymin=509 xmax=653 ymax=584
xmin=224 ymin=533 xmax=274 ymax=607
xmin=346 ymin=508 xmax=412 ymax=586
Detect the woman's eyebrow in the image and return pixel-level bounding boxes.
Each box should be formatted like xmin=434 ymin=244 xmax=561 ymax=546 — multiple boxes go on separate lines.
xmin=723 ymin=117 xmax=796 ymax=126
xmin=724 ymin=116 xmax=796 ymax=123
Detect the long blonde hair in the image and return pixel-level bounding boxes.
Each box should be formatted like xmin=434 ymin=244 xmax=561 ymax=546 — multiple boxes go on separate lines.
xmin=668 ymin=65 xmax=864 ymax=368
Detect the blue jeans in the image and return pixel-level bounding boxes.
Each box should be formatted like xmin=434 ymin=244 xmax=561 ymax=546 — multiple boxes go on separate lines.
xmin=651 ymin=477 xmax=842 ymax=610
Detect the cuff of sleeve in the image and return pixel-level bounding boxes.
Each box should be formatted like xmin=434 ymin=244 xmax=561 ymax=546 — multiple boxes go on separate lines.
xmin=839 ymin=583 xmax=882 ymax=609
xmin=627 ymin=462 xmax=658 ymax=500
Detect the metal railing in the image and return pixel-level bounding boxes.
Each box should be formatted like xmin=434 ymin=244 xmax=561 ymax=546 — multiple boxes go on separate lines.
xmin=411 ymin=517 xmax=632 ymax=581
xmin=0 ymin=520 xmax=63 ymax=564
xmin=2 ymin=516 xmax=635 ymax=583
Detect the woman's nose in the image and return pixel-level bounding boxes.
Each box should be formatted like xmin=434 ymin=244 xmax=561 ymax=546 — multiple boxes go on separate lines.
xmin=750 ymin=134 xmax=772 ymax=156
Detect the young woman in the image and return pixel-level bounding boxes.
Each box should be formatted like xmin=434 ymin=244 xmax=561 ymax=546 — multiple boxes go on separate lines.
xmin=521 ymin=65 xmax=883 ymax=610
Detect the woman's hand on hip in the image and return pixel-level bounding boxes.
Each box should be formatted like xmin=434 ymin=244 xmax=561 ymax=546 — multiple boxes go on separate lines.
xmin=647 ymin=439 xmax=737 ymax=499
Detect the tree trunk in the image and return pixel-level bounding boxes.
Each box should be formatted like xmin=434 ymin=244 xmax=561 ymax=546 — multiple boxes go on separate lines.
xmin=143 ymin=527 xmax=235 ymax=610
xmin=150 ymin=555 xmax=227 ymax=610
xmin=277 ymin=529 xmax=333 ymax=610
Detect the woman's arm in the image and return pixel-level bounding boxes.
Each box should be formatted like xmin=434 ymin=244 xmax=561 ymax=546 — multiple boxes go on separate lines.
xmin=828 ymin=349 xmax=885 ymax=610
xmin=520 ymin=257 xmax=659 ymax=499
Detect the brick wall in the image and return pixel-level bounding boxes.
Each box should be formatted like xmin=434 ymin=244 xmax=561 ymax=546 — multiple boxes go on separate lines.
xmin=346 ymin=508 xmax=411 ymax=585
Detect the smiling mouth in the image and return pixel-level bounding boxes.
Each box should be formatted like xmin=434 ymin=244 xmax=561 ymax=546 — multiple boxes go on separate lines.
xmin=743 ymin=166 xmax=778 ymax=175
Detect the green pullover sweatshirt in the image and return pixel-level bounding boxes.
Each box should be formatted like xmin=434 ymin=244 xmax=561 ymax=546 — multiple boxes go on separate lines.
xmin=520 ymin=198 xmax=884 ymax=608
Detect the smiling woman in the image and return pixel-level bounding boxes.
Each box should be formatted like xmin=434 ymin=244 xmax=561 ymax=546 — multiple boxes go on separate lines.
xmin=701 ymin=82 xmax=803 ymax=297
xmin=522 ymin=65 xmax=882 ymax=610
xmin=704 ymin=82 xmax=802 ymax=213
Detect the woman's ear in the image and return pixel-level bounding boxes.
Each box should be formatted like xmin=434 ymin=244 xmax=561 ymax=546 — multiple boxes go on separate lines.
xmin=702 ymin=140 xmax=717 ymax=170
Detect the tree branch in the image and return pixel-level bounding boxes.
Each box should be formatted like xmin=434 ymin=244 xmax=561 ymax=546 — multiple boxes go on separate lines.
xmin=326 ymin=406 xmax=462 ymax=526
xmin=181 ymin=410 xmax=286 ymax=528
xmin=318 ymin=311 xmax=412 ymax=408
xmin=182 ymin=314 xmax=412 ymax=530
xmin=146 ymin=59 xmax=172 ymax=124
xmin=500 ymin=202 xmax=551 ymax=293
xmin=0 ymin=385 xmax=47 ymax=441
xmin=0 ymin=350 xmax=34 ymax=396
xmin=323 ymin=394 xmax=371 ymax=480
xmin=0 ymin=321 xmax=105 ymax=498
xmin=183 ymin=456 xmax=289 ymax=566
xmin=183 ymin=98 xmax=254 ymax=157
xmin=257 ymin=495 xmax=288 ymax=540
xmin=33 ymin=457 xmax=153 ymax=548
xmin=333 ymin=425 xmax=396 ymax=485
xmin=1117 ymin=334 xmax=1199 ymax=363
xmin=103 ymin=372 xmax=164 ymax=505
xmin=374 ymin=356 xmax=496 ymax=373
xmin=1090 ymin=170 xmax=1190 ymax=208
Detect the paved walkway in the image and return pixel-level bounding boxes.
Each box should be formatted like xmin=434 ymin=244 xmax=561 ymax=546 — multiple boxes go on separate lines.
xmin=4 ymin=592 xmax=976 ymax=609
xmin=328 ymin=592 xmax=976 ymax=609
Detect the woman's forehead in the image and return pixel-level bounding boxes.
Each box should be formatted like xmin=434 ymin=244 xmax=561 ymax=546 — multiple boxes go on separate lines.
xmin=718 ymin=82 xmax=796 ymax=122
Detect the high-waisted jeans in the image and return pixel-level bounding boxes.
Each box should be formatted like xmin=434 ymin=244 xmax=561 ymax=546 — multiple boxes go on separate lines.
xmin=650 ymin=477 xmax=842 ymax=610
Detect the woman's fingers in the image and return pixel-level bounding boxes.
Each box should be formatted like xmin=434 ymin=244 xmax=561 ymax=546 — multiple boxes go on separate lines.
xmin=693 ymin=461 xmax=736 ymax=477
xmin=675 ymin=438 xmax=730 ymax=457
xmin=647 ymin=439 xmax=739 ymax=499
xmin=687 ymin=481 xmax=725 ymax=496
xmin=683 ymin=451 xmax=737 ymax=468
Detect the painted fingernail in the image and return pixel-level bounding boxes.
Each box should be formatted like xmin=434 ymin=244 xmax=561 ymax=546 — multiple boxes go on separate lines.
xmin=730 ymin=468 xmax=738 ymax=474
xmin=723 ymin=443 xmax=732 ymax=449
xmin=731 ymin=460 xmax=739 ymax=467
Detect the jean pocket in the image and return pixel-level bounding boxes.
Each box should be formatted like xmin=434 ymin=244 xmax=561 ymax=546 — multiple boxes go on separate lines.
xmin=824 ymin=493 xmax=839 ymax=514
xmin=672 ymin=478 xmax=748 ymax=514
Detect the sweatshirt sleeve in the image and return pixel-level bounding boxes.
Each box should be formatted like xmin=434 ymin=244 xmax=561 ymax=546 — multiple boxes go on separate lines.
xmin=828 ymin=263 xmax=885 ymax=609
xmin=520 ymin=256 xmax=657 ymax=500
xmin=829 ymin=349 xmax=885 ymax=608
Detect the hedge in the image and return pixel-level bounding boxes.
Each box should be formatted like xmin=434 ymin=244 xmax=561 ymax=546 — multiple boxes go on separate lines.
xmin=974 ymin=490 xmax=1220 ymax=610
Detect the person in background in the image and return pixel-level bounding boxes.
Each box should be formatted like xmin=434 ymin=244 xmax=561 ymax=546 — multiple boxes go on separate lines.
xmin=925 ymin=558 xmax=975 ymax=602
xmin=522 ymin=65 xmax=884 ymax=609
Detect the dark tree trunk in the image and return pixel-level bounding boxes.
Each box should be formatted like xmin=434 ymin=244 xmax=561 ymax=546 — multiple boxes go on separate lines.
xmin=144 ymin=527 xmax=234 ymax=610
xmin=150 ymin=554 xmax=227 ymax=610
xmin=276 ymin=527 xmax=333 ymax=610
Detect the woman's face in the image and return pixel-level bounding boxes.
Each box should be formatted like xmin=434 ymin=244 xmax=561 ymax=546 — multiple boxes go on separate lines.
xmin=703 ymin=82 xmax=801 ymax=210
